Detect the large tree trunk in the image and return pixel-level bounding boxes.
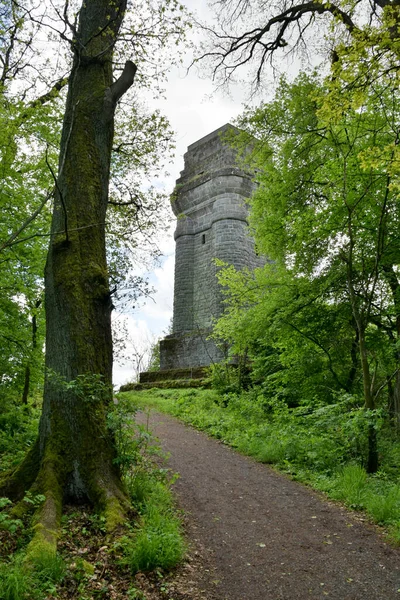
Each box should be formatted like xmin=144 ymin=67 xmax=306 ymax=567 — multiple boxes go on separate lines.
xmin=0 ymin=0 xmax=136 ymax=558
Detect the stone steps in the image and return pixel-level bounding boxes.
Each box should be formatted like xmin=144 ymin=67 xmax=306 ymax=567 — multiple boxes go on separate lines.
xmin=119 ymin=366 xmax=210 ymax=392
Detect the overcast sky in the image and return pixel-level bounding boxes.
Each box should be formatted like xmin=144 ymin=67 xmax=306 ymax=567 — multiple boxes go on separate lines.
xmin=112 ymin=0 xmax=260 ymax=386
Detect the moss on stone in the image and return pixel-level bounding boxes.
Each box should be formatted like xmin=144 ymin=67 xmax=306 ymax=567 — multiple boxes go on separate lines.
xmin=120 ymin=379 xmax=210 ymax=392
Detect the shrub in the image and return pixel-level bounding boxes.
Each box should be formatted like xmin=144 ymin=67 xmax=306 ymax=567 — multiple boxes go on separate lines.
xmin=366 ymin=486 xmax=400 ymax=524
xmin=124 ymin=507 xmax=185 ymax=573
xmin=332 ymin=464 xmax=368 ymax=508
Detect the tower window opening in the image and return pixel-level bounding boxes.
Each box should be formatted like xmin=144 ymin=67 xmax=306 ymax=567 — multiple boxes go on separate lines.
xmin=202 ymin=234 xmax=206 ymax=244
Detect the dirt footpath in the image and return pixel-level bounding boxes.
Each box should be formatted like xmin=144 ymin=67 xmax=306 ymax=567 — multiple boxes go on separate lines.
xmin=136 ymin=410 xmax=400 ymax=600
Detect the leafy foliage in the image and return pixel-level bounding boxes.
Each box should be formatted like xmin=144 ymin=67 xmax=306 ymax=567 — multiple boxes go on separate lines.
xmin=211 ymin=72 xmax=400 ymax=472
xmin=0 ymin=395 xmax=40 ymax=473
xmin=0 ymin=95 xmax=59 ymax=395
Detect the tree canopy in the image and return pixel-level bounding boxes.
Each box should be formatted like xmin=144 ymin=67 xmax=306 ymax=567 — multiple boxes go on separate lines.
xmin=0 ymin=0 xmax=190 ymax=398
xmin=214 ymin=71 xmax=400 ymax=471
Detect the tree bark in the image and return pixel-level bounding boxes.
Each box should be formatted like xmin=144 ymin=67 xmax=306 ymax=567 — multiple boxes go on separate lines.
xmin=41 ymin=0 xmax=136 ymax=501
xmin=345 ymin=213 xmax=378 ymax=473
xmin=1 ymin=0 xmax=136 ymax=556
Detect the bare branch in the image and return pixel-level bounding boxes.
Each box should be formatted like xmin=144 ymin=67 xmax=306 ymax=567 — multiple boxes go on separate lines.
xmin=201 ymin=0 xmax=364 ymax=86
xmin=27 ymin=76 xmax=69 ymax=111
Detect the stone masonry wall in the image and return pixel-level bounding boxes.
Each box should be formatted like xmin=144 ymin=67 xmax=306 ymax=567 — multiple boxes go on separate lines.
xmin=160 ymin=124 xmax=262 ymax=370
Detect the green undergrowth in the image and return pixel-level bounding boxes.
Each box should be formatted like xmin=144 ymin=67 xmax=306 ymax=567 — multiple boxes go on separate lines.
xmin=0 ymin=550 xmax=66 ymax=600
xmin=121 ymin=387 xmax=400 ymax=542
xmin=119 ymin=480 xmax=185 ymax=574
xmin=0 ymin=394 xmax=41 ymax=476
xmin=108 ymin=395 xmax=186 ymax=574
xmin=0 ymin=392 xmax=186 ymax=599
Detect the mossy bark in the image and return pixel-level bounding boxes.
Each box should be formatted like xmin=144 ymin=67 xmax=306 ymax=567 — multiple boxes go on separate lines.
xmin=1 ymin=0 xmax=136 ymax=550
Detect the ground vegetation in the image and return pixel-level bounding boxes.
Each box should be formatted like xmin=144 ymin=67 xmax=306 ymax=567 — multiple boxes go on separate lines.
xmin=127 ymin=387 xmax=400 ymax=544
xmin=0 ymin=394 xmax=185 ymax=599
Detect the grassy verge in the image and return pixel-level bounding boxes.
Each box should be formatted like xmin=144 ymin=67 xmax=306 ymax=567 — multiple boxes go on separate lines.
xmin=109 ymin=395 xmax=186 ymax=576
xmin=0 ymin=393 xmax=186 ymax=599
xmin=121 ymin=387 xmax=400 ymax=543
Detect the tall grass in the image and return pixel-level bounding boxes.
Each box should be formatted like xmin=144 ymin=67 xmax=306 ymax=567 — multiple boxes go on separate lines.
xmin=107 ymin=396 xmax=186 ymax=573
xmin=332 ymin=464 xmax=368 ymax=508
xmin=121 ymin=475 xmax=186 ymax=573
xmin=124 ymin=506 xmax=185 ymax=573
xmin=366 ymin=486 xmax=400 ymax=524
xmin=0 ymin=552 xmax=66 ymax=600
xmin=0 ymin=562 xmax=27 ymax=600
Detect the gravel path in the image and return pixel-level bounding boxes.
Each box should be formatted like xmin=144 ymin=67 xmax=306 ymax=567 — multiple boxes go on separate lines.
xmin=136 ymin=410 xmax=400 ymax=600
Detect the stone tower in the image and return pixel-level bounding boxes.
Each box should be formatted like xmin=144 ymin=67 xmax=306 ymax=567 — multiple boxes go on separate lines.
xmin=160 ymin=123 xmax=260 ymax=370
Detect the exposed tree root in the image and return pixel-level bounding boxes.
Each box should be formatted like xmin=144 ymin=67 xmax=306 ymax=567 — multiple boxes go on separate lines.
xmin=26 ymin=495 xmax=61 ymax=563
xmin=1 ymin=437 xmax=131 ymax=564
xmin=100 ymin=485 xmax=130 ymax=533
xmin=21 ymin=453 xmax=63 ymax=562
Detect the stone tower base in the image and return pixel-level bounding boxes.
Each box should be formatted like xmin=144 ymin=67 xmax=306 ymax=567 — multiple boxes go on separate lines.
xmin=159 ymin=330 xmax=226 ymax=370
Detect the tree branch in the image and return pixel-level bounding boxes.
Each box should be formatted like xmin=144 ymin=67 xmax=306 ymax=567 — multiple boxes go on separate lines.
xmin=283 ymin=319 xmax=348 ymax=391
xmin=27 ymin=77 xmax=69 ymax=111
xmin=203 ymin=0 xmax=361 ymax=85
xmin=0 ymin=190 xmax=53 ymax=253
xmin=109 ymin=60 xmax=137 ymax=104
